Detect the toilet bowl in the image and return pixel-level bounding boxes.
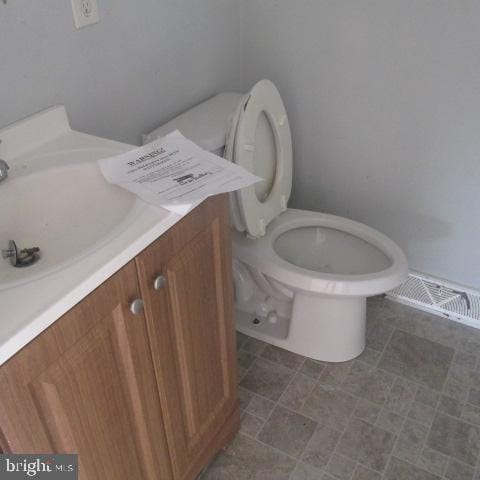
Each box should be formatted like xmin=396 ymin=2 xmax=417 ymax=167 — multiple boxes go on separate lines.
xmin=232 ymin=208 xmax=407 ymax=361
xmin=145 ymin=80 xmax=408 ymax=362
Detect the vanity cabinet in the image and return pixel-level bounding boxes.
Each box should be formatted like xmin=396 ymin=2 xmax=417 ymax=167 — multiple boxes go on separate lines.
xmin=135 ymin=195 xmax=238 ymax=480
xmin=0 ymin=195 xmax=239 ymax=480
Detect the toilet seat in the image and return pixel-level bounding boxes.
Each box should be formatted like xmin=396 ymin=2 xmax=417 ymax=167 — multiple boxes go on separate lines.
xmin=228 ymin=80 xmax=407 ymax=297
xmin=230 ymin=79 xmax=292 ymax=238
xmin=232 ymin=208 xmax=408 ymax=297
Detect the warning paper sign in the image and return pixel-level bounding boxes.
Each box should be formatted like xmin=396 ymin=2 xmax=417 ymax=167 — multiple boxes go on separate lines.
xmin=99 ymin=130 xmax=261 ymax=215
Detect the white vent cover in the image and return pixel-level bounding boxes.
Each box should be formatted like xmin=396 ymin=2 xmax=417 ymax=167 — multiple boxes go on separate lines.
xmin=388 ymin=271 xmax=480 ymax=328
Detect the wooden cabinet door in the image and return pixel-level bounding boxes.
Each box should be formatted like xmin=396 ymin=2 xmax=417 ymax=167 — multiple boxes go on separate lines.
xmin=0 ymin=262 xmax=173 ymax=480
xmin=136 ymin=195 xmax=239 ymax=480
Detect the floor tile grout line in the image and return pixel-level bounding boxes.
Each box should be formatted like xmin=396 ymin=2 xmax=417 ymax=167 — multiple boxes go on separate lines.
xmin=294 ymin=360 xmax=360 ymax=477
xmin=293 ymin=361 xmax=366 ymax=478
xmin=237 ymin=345 xmax=259 ymax=382
xmin=431 ymin=407 xmax=480 ymax=434
xmin=365 ymin=320 xmax=417 ymax=478
xmin=240 ymin=345 xmax=301 ymax=374
xmin=324 ymin=432 xmax=358 ymax=480
xmin=254 ymin=363 xmax=310 ymax=477
xmin=417 ymin=443 xmax=448 ymax=478
xmin=242 ymin=344 xmax=431 ymax=431
xmin=236 ymin=301 xmax=480 ymax=480
xmin=412 ymin=400 xmax=480 ymax=475
xmin=278 ymin=369 xmax=318 ymax=416
xmin=236 ymin=431 xmax=303 ymax=463
xmin=246 ymin=340 xmax=308 ymax=370
xmin=324 ymin=371 xmax=364 ymax=478
xmin=239 ymin=409 xmax=268 ymax=427
xmin=383 ymin=318 xmax=480 ymax=475
xmin=242 ymin=342 xmax=480 ymax=427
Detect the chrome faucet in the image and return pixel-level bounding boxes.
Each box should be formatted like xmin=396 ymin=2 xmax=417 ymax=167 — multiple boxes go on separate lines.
xmin=0 ymin=159 xmax=9 ymax=183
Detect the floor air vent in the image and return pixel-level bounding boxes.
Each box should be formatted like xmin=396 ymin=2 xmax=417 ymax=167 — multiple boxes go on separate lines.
xmin=388 ymin=272 xmax=480 ymax=328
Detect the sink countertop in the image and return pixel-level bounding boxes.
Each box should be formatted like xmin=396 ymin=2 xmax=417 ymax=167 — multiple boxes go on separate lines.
xmin=0 ymin=106 xmax=182 ymax=365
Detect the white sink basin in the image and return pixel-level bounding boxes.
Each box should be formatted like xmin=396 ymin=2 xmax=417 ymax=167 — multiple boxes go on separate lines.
xmin=0 ymin=150 xmax=137 ymax=290
xmin=0 ymin=105 xmax=181 ymax=366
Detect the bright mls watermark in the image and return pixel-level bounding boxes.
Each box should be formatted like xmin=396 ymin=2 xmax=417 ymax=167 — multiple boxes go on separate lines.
xmin=0 ymin=455 xmax=77 ymax=479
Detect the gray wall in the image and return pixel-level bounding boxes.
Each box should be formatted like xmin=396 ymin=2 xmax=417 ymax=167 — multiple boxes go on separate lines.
xmin=2 ymin=0 xmax=479 ymax=289
xmin=0 ymin=0 xmax=241 ymax=145
xmin=241 ymin=0 xmax=480 ymax=289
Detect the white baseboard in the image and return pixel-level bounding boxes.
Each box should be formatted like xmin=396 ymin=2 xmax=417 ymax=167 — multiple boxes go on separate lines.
xmin=387 ymin=271 xmax=480 ymax=330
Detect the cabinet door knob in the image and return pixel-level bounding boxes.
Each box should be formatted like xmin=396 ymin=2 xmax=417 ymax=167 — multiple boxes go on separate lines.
xmin=153 ymin=275 xmax=167 ymax=290
xmin=130 ymin=298 xmax=144 ymax=315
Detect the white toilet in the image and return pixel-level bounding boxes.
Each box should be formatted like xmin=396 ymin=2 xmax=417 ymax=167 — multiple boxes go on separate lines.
xmin=145 ymin=79 xmax=408 ymax=362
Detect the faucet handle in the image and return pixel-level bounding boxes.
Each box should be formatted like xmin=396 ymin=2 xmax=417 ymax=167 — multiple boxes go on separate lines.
xmin=2 ymin=241 xmax=40 ymax=267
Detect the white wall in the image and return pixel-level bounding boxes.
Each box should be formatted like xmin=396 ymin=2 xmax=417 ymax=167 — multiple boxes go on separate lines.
xmin=241 ymin=0 xmax=480 ymax=289
xmin=0 ymin=0 xmax=241 ymax=145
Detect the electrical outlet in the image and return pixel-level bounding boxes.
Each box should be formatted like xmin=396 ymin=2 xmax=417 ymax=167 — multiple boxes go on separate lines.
xmin=71 ymin=0 xmax=99 ymax=29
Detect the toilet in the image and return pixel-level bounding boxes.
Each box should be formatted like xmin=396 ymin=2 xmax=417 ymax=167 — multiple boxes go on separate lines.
xmin=145 ymin=80 xmax=408 ymax=362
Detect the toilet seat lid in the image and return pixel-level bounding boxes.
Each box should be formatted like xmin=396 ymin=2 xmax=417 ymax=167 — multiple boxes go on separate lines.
xmin=232 ymin=79 xmax=292 ymax=238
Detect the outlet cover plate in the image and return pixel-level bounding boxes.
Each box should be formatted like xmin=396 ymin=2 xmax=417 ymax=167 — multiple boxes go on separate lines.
xmin=71 ymin=0 xmax=99 ymax=29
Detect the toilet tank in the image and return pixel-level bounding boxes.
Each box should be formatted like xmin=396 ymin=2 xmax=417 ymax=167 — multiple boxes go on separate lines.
xmin=143 ymin=92 xmax=243 ymax=155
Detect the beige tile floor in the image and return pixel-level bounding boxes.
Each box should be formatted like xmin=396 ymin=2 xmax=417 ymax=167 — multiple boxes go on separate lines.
xmin=201 ymin=297 xmax=480 ymax=480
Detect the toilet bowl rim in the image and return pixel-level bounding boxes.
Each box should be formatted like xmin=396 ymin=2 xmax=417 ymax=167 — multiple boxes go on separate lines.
xmin=232 ymin=208 xmax=408 ymax=297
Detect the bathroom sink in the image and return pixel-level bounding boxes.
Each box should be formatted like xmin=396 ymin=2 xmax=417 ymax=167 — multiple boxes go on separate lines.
xmin=0 ymin=150 xmax=138 ymax=291
xmin=0 ymin=105 xmax=182 ymax=366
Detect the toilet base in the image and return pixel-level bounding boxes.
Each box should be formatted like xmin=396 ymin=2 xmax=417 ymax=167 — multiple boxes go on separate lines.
xmin=236 ymin=294 xmax=366 ymax=363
